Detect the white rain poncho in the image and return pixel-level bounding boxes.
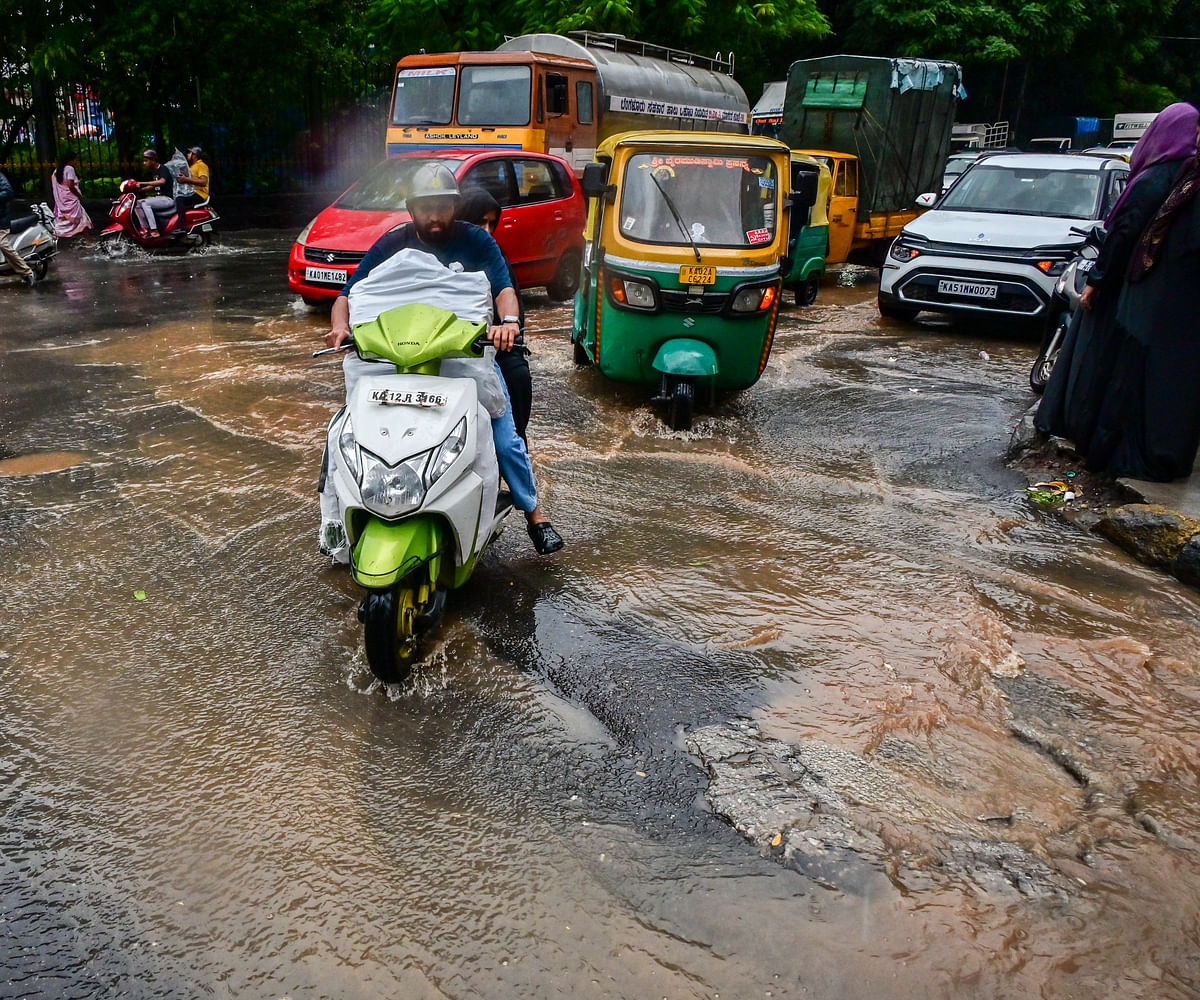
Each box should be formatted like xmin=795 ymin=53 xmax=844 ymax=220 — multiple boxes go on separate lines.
xmin=344 ymin=247 xmax=506 ymax=417
xmin=320 ymin=247 xmax=506 ymax=564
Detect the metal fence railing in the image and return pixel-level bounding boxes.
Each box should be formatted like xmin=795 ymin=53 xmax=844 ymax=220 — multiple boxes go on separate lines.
xmin=2 ymin=74 xmax=389 ymax=200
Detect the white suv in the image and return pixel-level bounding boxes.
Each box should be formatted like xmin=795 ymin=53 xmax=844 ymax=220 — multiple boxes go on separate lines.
xmin=878 ymin=153 xmax=1128 ymax=327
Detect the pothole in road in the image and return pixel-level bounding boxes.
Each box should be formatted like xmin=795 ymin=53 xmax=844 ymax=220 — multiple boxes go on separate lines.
xmin=0 ymin=452 xmax=91 ymax=477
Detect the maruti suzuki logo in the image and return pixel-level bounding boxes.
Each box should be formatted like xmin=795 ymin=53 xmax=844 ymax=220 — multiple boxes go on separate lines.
xmin=325 ymin=252 xmax=336 ymax=263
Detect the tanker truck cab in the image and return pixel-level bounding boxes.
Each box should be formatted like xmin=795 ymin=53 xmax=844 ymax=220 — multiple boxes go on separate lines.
xmin=572 ymin=131 xmax=791 ymax=430
xmin=388 ymin=51 xmax=600 ymax=171
xmin=387 ymin=32 xmax=750 ymax=174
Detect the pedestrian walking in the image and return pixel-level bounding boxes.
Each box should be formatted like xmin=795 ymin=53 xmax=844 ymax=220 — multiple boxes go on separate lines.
xmin=51 ymin=150 xmax=93 ymax=238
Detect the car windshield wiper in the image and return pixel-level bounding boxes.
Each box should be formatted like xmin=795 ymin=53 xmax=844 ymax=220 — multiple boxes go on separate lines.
xmin=649 ymin=172 xmax=702 ymax=262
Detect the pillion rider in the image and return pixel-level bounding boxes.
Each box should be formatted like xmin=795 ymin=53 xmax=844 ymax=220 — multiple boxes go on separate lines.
xmin=325 ymin=162 xmax=565 ymax=556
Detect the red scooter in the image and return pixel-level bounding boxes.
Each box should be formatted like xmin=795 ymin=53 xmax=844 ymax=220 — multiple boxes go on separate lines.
xmin=97 ymin=180 xmax=219 ymax=255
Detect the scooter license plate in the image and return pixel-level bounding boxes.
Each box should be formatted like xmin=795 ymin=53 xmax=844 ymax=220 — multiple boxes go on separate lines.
xmin=369 ymin=388 xmax=447 ymax=407
xmin=679 ymin=265 xmax=716 ymax=285
xmin=305 ymin=266 xmax=347 ymax=285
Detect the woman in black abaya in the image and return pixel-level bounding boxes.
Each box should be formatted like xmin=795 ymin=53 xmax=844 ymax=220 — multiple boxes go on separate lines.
xmin=1036 ymin=103 xmax=1200 ymax=454
xmin=1086 ymin=110 xmax=1200 ymax=481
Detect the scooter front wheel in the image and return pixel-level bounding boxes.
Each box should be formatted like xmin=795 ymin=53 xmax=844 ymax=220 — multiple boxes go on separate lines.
xmin=98 ymin=233 xmax=132 ymax=258
xmin=1030 ymin=313 xmax=1068 ymax=394
xmin=361 ymin=586 xmax=419 ymax=684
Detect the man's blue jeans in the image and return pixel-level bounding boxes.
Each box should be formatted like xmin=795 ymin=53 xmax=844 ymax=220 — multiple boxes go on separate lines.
xmin=491 ymin=363 xmax=537 ymax=512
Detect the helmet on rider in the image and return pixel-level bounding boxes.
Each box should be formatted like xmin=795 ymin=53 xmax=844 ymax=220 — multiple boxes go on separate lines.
xmin=407 ymin=163 xmax=460 ymax=204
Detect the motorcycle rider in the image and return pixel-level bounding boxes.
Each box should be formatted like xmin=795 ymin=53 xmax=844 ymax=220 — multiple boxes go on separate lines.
xmin=174 ymin=146 xmax=210 ymax=215
xmin=134 ymin=148 xmax=176 ymax=238
xmin=0 ymin=165 xmax=37 ymax=286
xmin=325 ymin=162 xmax=564 ymax=555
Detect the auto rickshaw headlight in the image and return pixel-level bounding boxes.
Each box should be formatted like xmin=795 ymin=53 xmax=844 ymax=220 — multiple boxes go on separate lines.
xmin=730 ymin=284 xmax=778 ymax=313
xmin=607 ymin=274 xmax=659 ymax=311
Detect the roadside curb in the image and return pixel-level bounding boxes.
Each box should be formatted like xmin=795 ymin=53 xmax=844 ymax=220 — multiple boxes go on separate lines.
xmin=1007 ymin=402 xmax=1200 ymax=590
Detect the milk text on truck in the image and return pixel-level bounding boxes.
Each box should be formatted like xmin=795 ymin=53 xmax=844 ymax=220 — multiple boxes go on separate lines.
xmin=779 ymin=55 xmax=962 ymax=264
xmin=386 ymin=31 xmax=750 ymax=174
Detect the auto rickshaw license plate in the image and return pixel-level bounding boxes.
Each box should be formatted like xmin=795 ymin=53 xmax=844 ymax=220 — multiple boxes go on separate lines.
xmin=679 ymin=265 xmax=716 ymax=285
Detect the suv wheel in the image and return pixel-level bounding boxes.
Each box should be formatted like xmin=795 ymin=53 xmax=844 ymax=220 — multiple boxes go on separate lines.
xmin=878 ymin=294 xmax=919 ymax=321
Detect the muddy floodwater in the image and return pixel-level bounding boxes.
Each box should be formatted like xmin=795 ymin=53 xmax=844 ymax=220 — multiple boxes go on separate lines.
xmin=2 ymin=235 xmax=1199 ymax=999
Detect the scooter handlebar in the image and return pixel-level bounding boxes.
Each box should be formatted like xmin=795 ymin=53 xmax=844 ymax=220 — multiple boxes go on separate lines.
xmin=312 ymin=338 xmax=356 ymax=358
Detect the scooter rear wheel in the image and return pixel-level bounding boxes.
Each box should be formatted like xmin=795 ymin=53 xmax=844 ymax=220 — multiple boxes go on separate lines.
xmin=362 ymin=585 xmax=419 ymax=684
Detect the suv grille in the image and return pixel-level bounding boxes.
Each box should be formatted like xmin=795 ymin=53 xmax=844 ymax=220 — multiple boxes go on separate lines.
xmin=898 ymin=271 xmax=1047 ymax=315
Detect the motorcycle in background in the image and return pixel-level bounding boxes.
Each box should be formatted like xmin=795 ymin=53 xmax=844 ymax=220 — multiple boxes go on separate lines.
xmin=1030 ymin=225 xmax=1106 ymax=394
xmin=97 ymin=180 xmax=219 ymax=255
xmin=0 ymin=202 xmax=57 ymax=281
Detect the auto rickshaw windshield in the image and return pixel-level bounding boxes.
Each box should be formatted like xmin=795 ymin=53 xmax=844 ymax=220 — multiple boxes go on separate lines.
xmin=618 ymin=153 xmax=779 ymax=248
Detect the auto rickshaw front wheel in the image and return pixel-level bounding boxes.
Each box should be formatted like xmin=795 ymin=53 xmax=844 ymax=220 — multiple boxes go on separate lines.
xmin=664 ymin=378 xmax=694 ymax=432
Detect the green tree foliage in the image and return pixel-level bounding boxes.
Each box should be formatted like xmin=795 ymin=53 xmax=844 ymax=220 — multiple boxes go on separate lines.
xmin=364 ymin=0 xmax=830 ymax=96
xmin=836 ymin=0 xmax=1191 ymax=120
xmin=1 ymin=0 xmax=392 ymax=175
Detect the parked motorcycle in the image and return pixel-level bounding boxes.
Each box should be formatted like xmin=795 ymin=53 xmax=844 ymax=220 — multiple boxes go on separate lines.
xmin=315 ymin=302 xmax=513 ymax=684
xmin=0 ymin=202 xmax=57 ymax=281
xmin=97 ymin=180 xmax=218 ymax=255
xmin=1030 ymin=225 xmax=1106 ymax=393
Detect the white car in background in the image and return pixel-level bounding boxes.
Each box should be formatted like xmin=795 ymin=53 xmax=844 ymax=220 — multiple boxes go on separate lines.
xmin=878 ymin=153 xmax=1129 ymax=328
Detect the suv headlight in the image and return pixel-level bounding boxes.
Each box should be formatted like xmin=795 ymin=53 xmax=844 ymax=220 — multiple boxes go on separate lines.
xmin=889 ymin=239 xmax=921 ymax=262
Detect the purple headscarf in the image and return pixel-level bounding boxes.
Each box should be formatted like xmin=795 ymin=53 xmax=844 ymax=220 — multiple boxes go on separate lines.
xmin=1106 ymin=101 xmax=1200 ymax=223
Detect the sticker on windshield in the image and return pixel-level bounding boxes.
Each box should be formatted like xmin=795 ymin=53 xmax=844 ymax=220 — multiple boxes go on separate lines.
xmin=747 ymin=228 xmax=770 ymax=244
xmin=758 ymin=176 xmax=775 ymax=190
xmin=623 ymin=216 xmax=636 ymax=231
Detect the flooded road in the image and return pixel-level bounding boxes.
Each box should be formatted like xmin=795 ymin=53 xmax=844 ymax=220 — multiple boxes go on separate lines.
xmin=2 ymin=235 xmax=1199 ymax=999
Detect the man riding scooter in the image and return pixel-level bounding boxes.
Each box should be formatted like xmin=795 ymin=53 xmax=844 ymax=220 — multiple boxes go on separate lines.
xmin=325 ymin=163 xmax=564 ymax=556
xmin=134 ymin=148 xmax=176 ymax=239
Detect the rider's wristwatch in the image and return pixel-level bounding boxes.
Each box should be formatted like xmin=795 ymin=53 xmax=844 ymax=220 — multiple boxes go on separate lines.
xmin=500 ymin=315 xmax=521 ymax=325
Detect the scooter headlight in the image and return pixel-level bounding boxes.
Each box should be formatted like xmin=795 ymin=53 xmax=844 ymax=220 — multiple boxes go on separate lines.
xmin=338 ymin=413 xmax=360 ymax=481
xmin=426 ymin=417 xmax=467 ymax=487
xmin=360 ymin=449 xmax=427 ymax=517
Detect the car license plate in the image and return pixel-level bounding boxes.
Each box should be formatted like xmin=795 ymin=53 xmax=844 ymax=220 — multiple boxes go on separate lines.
xmin=369 ymin=388 xmax=447 ymax=407
xmin=679 ymin=265 xmax=716 ymax=285
xmin=305 ymin=266 xmax=347 ymax=285
xmin=938 ymin=279 xmax=997 ymax=299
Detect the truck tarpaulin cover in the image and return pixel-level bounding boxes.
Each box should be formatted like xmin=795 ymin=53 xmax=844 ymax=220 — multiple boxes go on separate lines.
xmin=781 ymin=54 xmax=963 ymax=219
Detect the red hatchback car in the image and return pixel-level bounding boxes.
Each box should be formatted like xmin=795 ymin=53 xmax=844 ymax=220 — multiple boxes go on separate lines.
xmin=288 ymin=148 xmax=586 ymax=305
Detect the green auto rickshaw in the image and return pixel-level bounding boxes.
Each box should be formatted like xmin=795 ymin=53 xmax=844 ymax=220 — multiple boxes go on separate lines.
xmin=782 ymin=151 xmax=831 ymax=306
xmin=572 ymin=131 xmax=816 ymax=430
